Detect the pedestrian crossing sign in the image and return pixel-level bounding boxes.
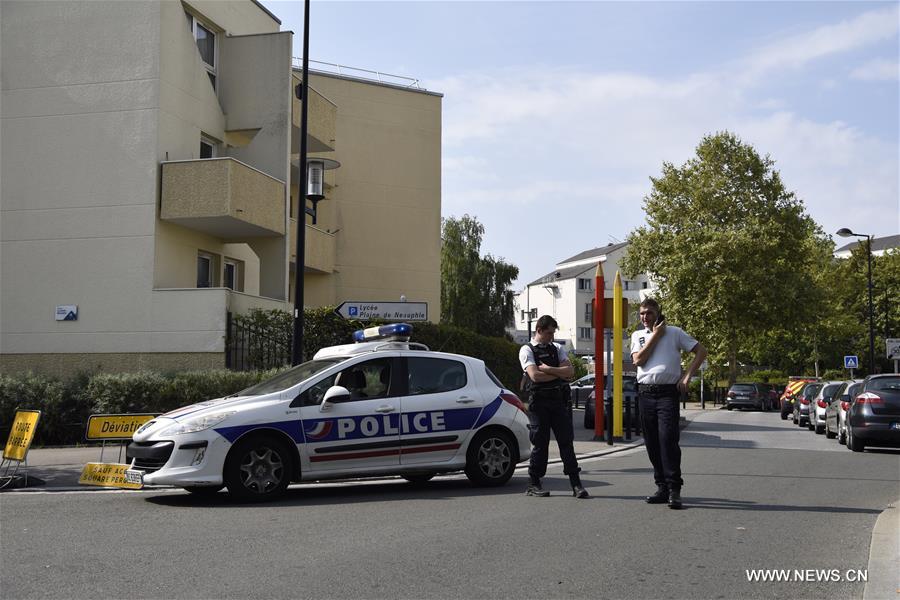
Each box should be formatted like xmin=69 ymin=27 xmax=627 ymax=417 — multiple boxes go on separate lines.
xmin=844 ymin=355 xmax=859 ymax=369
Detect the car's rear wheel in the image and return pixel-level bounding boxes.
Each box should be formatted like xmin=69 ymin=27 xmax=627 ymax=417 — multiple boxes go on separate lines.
xmin=815 ymin=423 xmax=824 ymax=434
xmin=848 ymin=428 xmax=866 ymax=453
xmin=780 ymin=411 xmax=788 ymax=420
xmin=825 ymin=423 xmax=836 ymax=439
xmin=465 ymin=429 xmax=516 ymax=487
xmin=183 ymin=485 xmax=224 ymax=496
xmin=224 ymin=434 xmax=293 ymax=502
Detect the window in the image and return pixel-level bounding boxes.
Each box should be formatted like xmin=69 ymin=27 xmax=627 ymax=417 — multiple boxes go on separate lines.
xmin=584 ymin=302 xmax=593 ymax=324
xmin=185 ymin=11 xmax=217 ymax=90
xmin=199 ymin=135 xmax=217 ymax=159
xmin=407 ymin=358 xmax=467 ymax=395
xmin=578 ymin=327 xmax=593 ymax=340
xmin=333 ymin=358 xmax=392 ymax=401
xmin=577 ymin=278 xmax=592 ymax=291
xmin=223 ymin=258 xmax=243 ymax=292
xmin=196 ymin=251 xmax=217 ymax=288
xmin=642 ymin=282 xmax=648 ymax=289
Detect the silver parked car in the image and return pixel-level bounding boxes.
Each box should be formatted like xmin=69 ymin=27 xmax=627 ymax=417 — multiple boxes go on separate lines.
xmin=825 ymin=379 xmax=863 ymax=443
xmin=808 ymin=381 xmax=844 ymax=434
xmin=793 ymin=382 xmax=823 ymax=426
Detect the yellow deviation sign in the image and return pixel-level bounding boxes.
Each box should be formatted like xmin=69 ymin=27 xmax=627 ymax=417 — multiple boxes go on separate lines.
xmin=79 ymin=463 xmax=143 ymax=489
xmin=3 ymin=409 xmax=41 ymax=462
xmin=85 ymin=414 xmax=155 ymax=441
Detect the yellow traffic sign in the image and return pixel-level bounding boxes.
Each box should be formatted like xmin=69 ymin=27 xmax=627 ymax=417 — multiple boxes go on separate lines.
xmin=78 ymin=463 xmax=143 ymax=489
xmin=3 ymin=409 xmax=41 ymax=462
xmin=85 ymin=414 xmax=155 ymax=441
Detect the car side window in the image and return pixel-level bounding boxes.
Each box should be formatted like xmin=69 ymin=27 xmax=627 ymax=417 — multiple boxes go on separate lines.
xmin=408 ymin=358 xmax=467 ymax=395
xmin=297 ymin=373 xmax=339 ymax=407
xmin=334 ymin=358 xmax=392 ymax=401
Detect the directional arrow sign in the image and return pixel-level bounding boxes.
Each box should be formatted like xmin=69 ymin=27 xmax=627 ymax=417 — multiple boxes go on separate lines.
xmin=334 ymin=301 xmax=428 ymax=321
xmin=844 ymin=355 xmax=859 ymax=369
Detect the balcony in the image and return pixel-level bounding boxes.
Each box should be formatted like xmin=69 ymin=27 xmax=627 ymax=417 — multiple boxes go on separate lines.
xmin=160 ymin=158 xmax=285 ymax=240
xmin=290 ymin=219 xmax=335 ymax=273
xmin=292 ymin=76 xmax=337 ymax=153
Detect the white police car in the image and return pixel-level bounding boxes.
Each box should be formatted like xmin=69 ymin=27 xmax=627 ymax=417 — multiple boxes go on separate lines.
xmin=126 ymin=324 xmax=531 ymax=501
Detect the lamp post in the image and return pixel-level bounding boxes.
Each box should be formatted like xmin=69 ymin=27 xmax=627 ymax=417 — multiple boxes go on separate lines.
xmin=837 ymin=228 xmax=876 ymax=375
xmin=291 ymin=0 xmax=311 ymax=366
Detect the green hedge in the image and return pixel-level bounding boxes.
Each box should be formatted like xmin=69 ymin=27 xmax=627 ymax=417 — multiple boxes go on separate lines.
xmin=0 ymin=308 xmax=521 ymax=447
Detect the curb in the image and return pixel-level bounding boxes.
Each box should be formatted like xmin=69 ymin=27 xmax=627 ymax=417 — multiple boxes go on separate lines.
xmin=863 ymin=499 xmax=899 ymax=600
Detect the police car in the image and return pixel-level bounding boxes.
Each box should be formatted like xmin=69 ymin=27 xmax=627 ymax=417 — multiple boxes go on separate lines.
xmin=125 ymin=324 xmax=531 ymax=501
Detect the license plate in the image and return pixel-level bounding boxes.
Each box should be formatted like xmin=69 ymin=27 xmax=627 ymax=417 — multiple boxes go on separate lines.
xmin=891 ymin=423 xmax=900 ymax=430
xmin=124 ymin=469 xmax=144 ymax=485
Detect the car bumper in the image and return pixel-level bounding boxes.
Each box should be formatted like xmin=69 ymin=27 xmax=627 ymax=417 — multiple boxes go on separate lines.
xmin=127 ymin=434 xmax=231 ymax=487
xmin=849 ymin=421 xmax=900 ymax=446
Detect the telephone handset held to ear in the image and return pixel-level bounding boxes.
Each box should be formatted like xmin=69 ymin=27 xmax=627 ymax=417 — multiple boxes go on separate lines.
xmin=655 ymin=312 xmax=666 ymax=327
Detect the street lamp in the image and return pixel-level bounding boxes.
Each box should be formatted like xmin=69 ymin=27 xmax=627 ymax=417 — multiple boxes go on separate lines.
xmin=836 ymin=228 xmax=876 ymax=375
xmin=292 ymin=0 xmax=311 ymax=366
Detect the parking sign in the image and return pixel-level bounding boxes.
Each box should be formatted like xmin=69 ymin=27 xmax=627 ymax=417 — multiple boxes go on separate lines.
xmin=844 ymin=355 xmax=859 ymax=369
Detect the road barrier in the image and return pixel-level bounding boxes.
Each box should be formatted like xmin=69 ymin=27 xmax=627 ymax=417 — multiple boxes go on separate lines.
xmin=0 ymin=408 xmax=41 ymax=489
xmin=78 ymin=413 xmax=155 ymax=489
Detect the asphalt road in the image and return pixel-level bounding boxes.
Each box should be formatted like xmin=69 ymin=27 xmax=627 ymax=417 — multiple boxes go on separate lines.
xmin=2 ymin=409 xmax=898 ymax=600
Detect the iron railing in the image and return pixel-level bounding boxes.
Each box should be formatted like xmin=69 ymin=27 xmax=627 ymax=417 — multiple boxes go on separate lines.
xmin=225 ymin=312 xmax=291 ymax=372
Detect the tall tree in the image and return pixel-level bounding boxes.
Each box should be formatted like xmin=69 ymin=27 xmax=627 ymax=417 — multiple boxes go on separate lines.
xmin=441 ymin=215 xmax=519 ymax=337
xmin=621 ymin=131 xmax=828 ymax=384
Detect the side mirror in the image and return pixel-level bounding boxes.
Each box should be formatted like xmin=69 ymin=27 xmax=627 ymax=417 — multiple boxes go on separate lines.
xmin=321 ymin=385 xmax=350 ymax=411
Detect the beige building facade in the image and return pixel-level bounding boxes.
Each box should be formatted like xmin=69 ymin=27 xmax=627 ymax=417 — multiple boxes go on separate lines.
xmin=0 ymin=0 xmax=442 ymax=376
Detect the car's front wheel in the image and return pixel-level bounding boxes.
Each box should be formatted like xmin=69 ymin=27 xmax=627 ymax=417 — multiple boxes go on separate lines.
xmin=465 ymin=429 xmax=516 ymax=487
xmin=224 ymin=434 xmax=294 ymax=502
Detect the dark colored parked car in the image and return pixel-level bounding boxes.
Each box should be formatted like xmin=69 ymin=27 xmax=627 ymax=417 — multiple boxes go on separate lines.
xmin=793 ymin=382 xmax=824 ymax=426
xmin=846 ymin=374 xmax=900 ymax=452
xmin=584 ymin=376 xmax=637 ymax=429
xmin=726 ymin=383 xmax=769 ymax=411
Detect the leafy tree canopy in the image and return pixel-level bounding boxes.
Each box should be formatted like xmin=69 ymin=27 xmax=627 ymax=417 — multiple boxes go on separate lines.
xmin=441 ymin=214 xmax=519 ymax=337
xmin=621 ymin=131 xmax=829 ymax=383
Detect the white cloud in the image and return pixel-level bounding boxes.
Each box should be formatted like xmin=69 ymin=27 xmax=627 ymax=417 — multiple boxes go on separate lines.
xmin=741 ymin=4 xmax=900 ymax=82
xmin=851 ymin=58 xmax=900 ymax=81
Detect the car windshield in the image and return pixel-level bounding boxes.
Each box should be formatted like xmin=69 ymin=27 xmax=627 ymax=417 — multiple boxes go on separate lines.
xmin=731 ymin=384 xmax=756 ymax=392
xmin=821 ymin=383 xmax=841 ymax=398
xmin=848 ymin=382 xmax=864 ymax=397
xmin=868 ymin=377 xmax=900 ymax=392
xmin=236 ymin=358 xmax=348 ymax=396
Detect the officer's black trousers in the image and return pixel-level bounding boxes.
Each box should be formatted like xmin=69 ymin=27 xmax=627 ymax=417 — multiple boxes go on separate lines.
xmin=527 ymin=394 xmax=580 ymax=485
xmin=638 ymin=388 xmax=683 ymax=488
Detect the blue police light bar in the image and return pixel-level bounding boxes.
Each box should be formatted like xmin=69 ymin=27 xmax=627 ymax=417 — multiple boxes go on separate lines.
xmin=352 ymin=323 xmax=413 ymax=343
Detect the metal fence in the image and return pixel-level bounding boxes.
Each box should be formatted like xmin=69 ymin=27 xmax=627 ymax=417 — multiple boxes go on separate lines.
xmin=225 ymin=312 xmax=291 ymax=372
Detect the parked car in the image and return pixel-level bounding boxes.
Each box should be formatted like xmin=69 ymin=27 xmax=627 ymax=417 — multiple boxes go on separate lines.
xmin=807 ymin=380 xmax=844 ymax=434
xmin=584 ymin=375 xmax=637 ymax=429
xmin=780 ymin=378 xmax=818 ymax=420
xmin=846 ymin=374 xmax=900 ymax=452
xmin=570 ymin=374 xmax=596 ymax=409
xmin=125 ymin=323 xmax=532 ymax=501
xmin=726 ymin=383 xmax=769 ymax=411
xmin=825 ymin=379 xmax=864 ymax=442
xmin=793 ymin=382 xmax=824 ymax=426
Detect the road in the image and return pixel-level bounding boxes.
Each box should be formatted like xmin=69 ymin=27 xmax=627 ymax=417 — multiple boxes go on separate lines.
xmin=2 ymin=409 xmax=898 ymax=599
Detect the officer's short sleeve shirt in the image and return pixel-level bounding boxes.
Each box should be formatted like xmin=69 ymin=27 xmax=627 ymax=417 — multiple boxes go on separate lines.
xmin=519 ymin=341 xmax=569 ymax=372
xmin=630 ymin=325 xmax=698 ymax=384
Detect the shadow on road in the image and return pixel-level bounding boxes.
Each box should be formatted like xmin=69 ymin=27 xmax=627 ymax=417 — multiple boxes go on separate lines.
xmin=593 ymin=494 xmax=884 ymax=514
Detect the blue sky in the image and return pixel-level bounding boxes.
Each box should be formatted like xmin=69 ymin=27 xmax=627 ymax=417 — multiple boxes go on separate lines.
xmin=262 ymin=0 xmax=900 ymax=288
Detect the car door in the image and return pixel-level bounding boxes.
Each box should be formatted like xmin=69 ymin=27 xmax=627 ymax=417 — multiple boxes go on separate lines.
xmin=399 ymin=356 xmax=482 ymax=465
xmin=296 ymin=357 xmax=401 ymax=475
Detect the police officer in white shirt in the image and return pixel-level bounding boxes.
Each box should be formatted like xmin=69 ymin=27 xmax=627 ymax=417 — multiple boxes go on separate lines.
xmin=630 ymin=298 xmax=707 ymax=509
xmin=520 ymin=315 xmax=588 ymax=498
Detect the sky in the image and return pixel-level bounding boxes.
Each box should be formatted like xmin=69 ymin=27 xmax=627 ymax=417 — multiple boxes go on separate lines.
xmin=262 ymin=0 xmax=900 ymax=289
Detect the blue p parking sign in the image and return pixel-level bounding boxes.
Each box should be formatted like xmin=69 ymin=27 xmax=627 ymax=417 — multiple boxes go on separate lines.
xmin=844 ymin=355 xmax=859 ymax=369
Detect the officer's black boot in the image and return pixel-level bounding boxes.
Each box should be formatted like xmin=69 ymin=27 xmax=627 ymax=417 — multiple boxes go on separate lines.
xmin=645 ymin=484 xmax=669 ymax=504
xmin=570 ymin=477 xmax=589 ymax=499
xmin=668 ymin=486 xmax=683 ymax=509
xmin=525 ymin=479 xmax=550 ymax=497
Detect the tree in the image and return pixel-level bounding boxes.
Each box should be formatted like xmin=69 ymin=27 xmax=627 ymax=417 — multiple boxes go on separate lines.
xmin=621 ymin=131 xmax=828 ymax=384
xmin=441 ymin=215 xmax=519 ymax=337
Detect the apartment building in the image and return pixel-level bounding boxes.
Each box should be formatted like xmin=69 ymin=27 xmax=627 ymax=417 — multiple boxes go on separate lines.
xmin=511 ymin=242 xmax=654 ymax=360
xmin=0 ymin=0 xmax=442 ymax=376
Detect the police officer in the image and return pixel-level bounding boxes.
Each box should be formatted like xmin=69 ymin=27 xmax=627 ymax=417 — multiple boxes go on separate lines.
xmin=630 ymin=298 xmax=707 ymax=509
xmin=520 ymin=315 xmax=588 ymax=498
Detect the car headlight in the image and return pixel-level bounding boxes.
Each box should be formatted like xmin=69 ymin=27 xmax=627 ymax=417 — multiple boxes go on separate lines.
xmin=160 ymin=411 xmax=236 ymax=436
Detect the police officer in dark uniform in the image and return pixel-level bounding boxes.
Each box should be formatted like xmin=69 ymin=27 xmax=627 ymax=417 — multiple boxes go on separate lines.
xmin=520 ymin=315 xmax=588 ymax=498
